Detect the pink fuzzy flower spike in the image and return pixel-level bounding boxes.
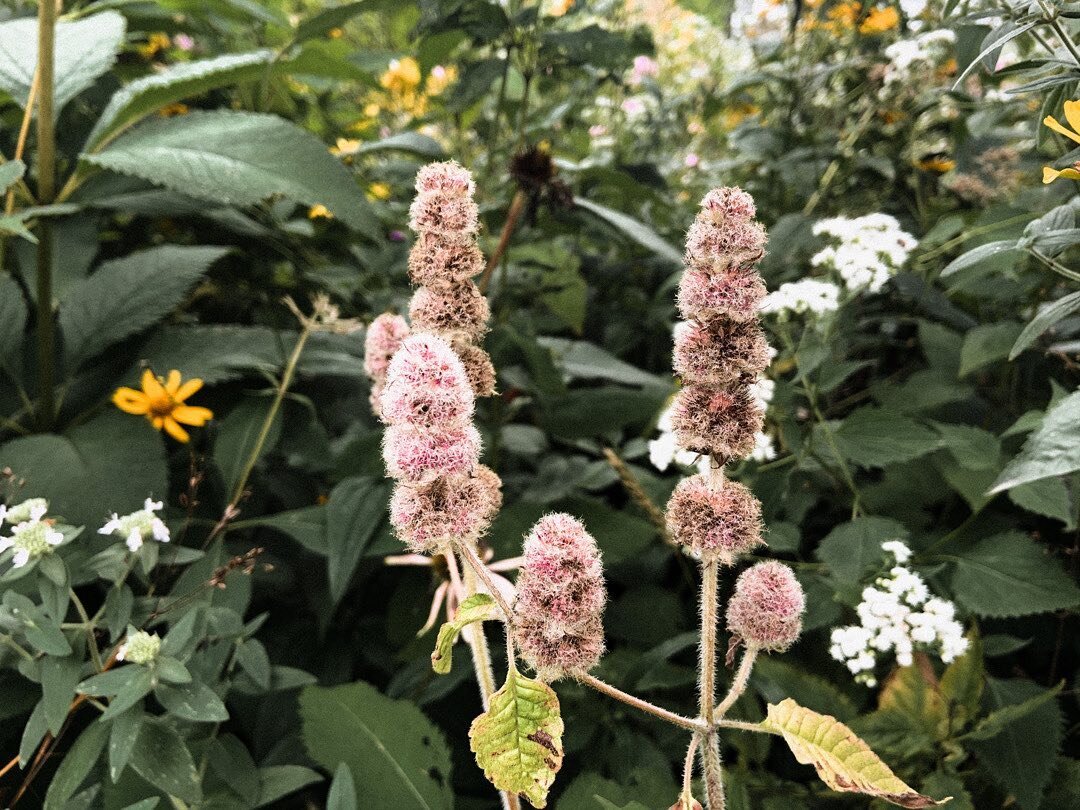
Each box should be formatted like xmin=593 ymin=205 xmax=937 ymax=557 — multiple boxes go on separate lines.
xmin=672 ymin=319 xmax=771 ymax=385
xmin=364 ymin=313 xmax=410 ymax=379
xmin=513 ymin=513 xmax=606 ymax=681
xmin=726 ymin=561 xmax=805 ymax=652
xmin=379 ymin=334 xmax=475 ymax=428
xmin=389 ymin=465 xmax=502 ymax=553
xmin=383 ymin=423 xmax=482 ymax=483
xmin=409 ymin=161 xmax=480 ymax=236
xmin=665 ymin=474 xmax=763 ymax=563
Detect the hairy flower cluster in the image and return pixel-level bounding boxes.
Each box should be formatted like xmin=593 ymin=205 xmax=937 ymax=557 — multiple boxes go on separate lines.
xmin=0 ymin=499 xmax=63 ymax=570
xmin=389 ymin=464 xmax=502 ymax=554
xmin=513 ymin=513 xmax=606 ymax=681
xmin=98 ymin=498 xmax=170 ymax=552
xmin=811 ymin=213 xmax=916 ymax=294
xmin=406 ymin=161 xmax=494 ymax=397
xmin=665 ymin=475 xmax=763 ymax=563
xmin=829 ymin=541 xmax=967 ymax=687
xmin=726 ymin=561 xmax=805 ymax=651
xmin=363 ymin=313 xmax=410 ymax=417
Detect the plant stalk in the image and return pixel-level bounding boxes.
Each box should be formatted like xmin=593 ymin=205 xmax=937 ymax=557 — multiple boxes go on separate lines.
xmin=575 ymin=672 xmax=708 ymax=733
xmin=714 ymin=646 xmax=758 ymax=720
xmin=34 ymin=0 xmax=58 ymax=430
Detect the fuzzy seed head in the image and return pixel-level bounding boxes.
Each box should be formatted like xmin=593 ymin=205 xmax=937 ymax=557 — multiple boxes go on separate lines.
xmin=670 ymin=383 xmax=764 ymax=459
xmin=363 ymin=313 xmax=410 ymax=380
xmin=726 ymin=561 xmax=805 ymax=651
xmin=383 ymin=423 xmax=482 ymax=483
xmin=407 ymin=232 xmax=485 ymax=287
xmin=408 ymin=282 xmax=490 ymax=341
xmin=513 ymin=513 xmax=606 ymax=681
xmin=700 ymin=187 xmax=757 ymax=222
xmin=452 ymin=340 xmax=497 ymax=397
xmin=379 ymin=334 xmax=475 ymax=427
xmin=672 ymin=319 xmax=771 ymax=385
xmin=389 ymin=467 xmax=502 ymax=553
xmin=677 ymin=266 xmax=767 ymax=323
xmin=665 ymin=475 xmax=763 ymax=563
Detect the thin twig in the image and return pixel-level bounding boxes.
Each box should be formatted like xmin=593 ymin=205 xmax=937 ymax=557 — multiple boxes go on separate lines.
xmin=575 ymin=671 xmax=708 ymax=733
xmin=479 ymin=190 xmax=526 ymax=294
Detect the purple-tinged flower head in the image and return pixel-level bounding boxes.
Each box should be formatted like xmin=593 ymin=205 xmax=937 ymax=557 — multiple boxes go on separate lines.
xmin=513 ymin=513 xmax=606 ymax=681
xmin=363 ymin=312 xmax=411 ymax=380
xmin=700 ymin=187 xmax=756 ymax=222
xmin=684 ymin=188 xmax=765 ymax=270
xmin=677 ymin=266 xmax=767 ymax=323
xmin=665 ymin=474 xmax=763 ymax=563
xmin=726 ymin=560 xmax=805 ymax=651
xmin=383 ymin=423 xmax=481 ymax=483
xmin=669 ymin=384 xmax=763 ymax=459
xmin=672 ymin=319 xmax=771 ymax=385
xmin=409 ymin=161 xmax=479 ymax=235
xmin=450 ymin=336 xmax=497 ymax=398
xmin=408 ymin=281 xmax=490 ymax=341
xmin=389 ymin=467 xmax=501 ymax=553
xmin=407 ymin=232 xmax=485 ymax=288
xmin=379 ymin=334 xmax=475 ymax=428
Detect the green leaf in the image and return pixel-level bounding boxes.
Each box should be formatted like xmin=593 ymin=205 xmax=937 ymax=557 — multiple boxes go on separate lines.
xmin=86 ymin=50 xmax=276 ymax=150
xmin=156 ymin=680 xmax=229 ymax=722
xmin=815 ymin=517 xmax=904 ymax=584
xmin=932 ymin=423 xmax=1001 ymax=470
xmin=0 ymin=272 xmax=27 ymax=368
xmin=0 ymin=12 xmax=126 ymax=112
xmin=752 ymin=657 xmax=857 ymax=721
xmin=962 ymin=681 xmax=1062 ymax=742
xmin=1010 ymin=290 xmax=1080 ymax=359
xmin=207 ymin=733 xmax=260 ymax=802
xmin=327 ymin=763 xmax=358 ymax=810
xmin=940 ymin=240 xmax=1019 ymax=277
xmin=214 ymin=395 xmax=283 ymax=498
xmin=1008 ymin=477 xmax=1075 ymax=527
xmin=0 ymin=159 xmax=25 ymax=194
xmin=109 ymin=705 xmax=144 ymax=782
xmin=295 ymin=1 xmax=376 ymax=42
xmin=4 ymin=592 xmax=71 ymax=655
xmin=237 ymin=638 xmax=272 ymax=689
xmin=469 ymin=664 xmax=564 ymax=808
xmin=135 ymin=324 xmax=282 ymax=384
xmin=42 ymin=719 xmax=109 ymax=810
xmin=574 ymin=197 xmax=682 ymax=265
xmin=236 ymin=505 xmax=327 ymax=553
xmin=537 ymin=338 xmax=664 ymax=387
xmin=59 ymin=245 xmax=228 ymax=369
xmin=432 ymin=593 xmax=498 ymax=674
xmin=958 ymin=322 xmax=1024 ymax=377
xmin=970 ymin=678 xmax=1062 ymax=810
xmin=833 ymin=407 xmax=941 ymax=468
xmin=20 ymin=699 xmax=48 ymax=765
xmin=41 ymin=655 xmax=82 ymax=735
xmin=0 ymin=409 xmax=167 ymax=528
xmin=950 ymin=532 xmax=1080 ymax=617
xmin=325 ymin=476 xmax=390 ymax=604
xmin=762 ymin=699 xmax=949 ymax=807
xmin=939 ymin=638 xmax=983 ymax=726
xmin=128 ymin=718 xmax=203 ymax=804
xmin=300 ymin=680 xmax=452 ymax=810
xmin=84 ymin=111 xmax=378 ymax=235
xmin=99 ymin=669 xmax=154 ymax=721
xmin=991 ymin=390 xmax=1080 ymax=493
xmin=356 ymin=131 xmax=445 ymax=157
xmin=255 ymin=765 xmax=323 ymax=807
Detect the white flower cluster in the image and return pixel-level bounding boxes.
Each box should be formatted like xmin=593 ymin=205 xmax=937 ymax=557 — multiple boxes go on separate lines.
xmin=760 ymin=278 xmax=841 ymax=318
xmin=883 ymin=30 xmax=956 ymax=85
xmin=731 ymin=0 xmax=789 ymax=42
xmin=811 ymin=213 xmax=917 ymax=294
xmin=829 ymin=540 xmax=967 ymax=687
xmin=0 ymin=498 xmax=63 ymax=569
xmin=99 ymin=498 xmax=170 ymax=552
xmin=117 ymin=630 xmax=161 ymax=665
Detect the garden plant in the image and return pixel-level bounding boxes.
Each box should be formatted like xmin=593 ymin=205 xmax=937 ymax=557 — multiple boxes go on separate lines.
xmin=0 ymin=0 xmax=1079 ymax=808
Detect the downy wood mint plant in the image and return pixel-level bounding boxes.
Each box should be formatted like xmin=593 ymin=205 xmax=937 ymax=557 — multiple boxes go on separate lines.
xmin=378 ymin=166 xmax=951 ymax=810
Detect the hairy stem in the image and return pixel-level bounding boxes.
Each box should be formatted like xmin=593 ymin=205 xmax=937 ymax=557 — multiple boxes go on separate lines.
xmin=699 ymin=559 xmax=719 ymax=721
xmin=681 ymin=734 xmax=701 ymax=807
xmin=714 ymin=645 xmax=758 ymax=721
xmin=454 ymin=539 xmax=515 ymax=620
xmin=575 ymin=672 xmax=708 ymax=733
xmin=34 ymin=0 xmax=57 ymax=430
xmin=69 ymin=588 xmax=103 ymax=672
xmin=701 ymin=733 xmax=725 ymax=810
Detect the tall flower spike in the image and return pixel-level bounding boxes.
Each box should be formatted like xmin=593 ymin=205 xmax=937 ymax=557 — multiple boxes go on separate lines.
xmin=726 ymin=561 xmax=805 ymax=651
xmin=668 ymin=383 xmax=763 ymax=459
xmin=672 ymin=319 xmax=771 ymax=385
xmin=513 ymin=513 xmax=606 ymax=681
xmin=408 ymin=282 xmax=491 ymax=341
xmin=383 ymin=423 xmax=482 ymax=484
xmin=389 ymin=466 xmax=502 ymax=554
xmin=665 ymin=474 xmax=763 ymax=563
xmin=379 ymin=334 xmax=475 ymax=428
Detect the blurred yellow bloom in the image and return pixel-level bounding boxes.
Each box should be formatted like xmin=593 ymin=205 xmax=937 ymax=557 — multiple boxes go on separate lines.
xmin=363 ymin=103 xmax=381 ymax=118
xmin=368 ymin=183 xmax=392 ymax=200
xmin=1043 ymin=166 xmax=1080 ymax=183
xmin=826 ymin=2 xmax=860 ymax=30
xmin=426 ymin=65 xmax=457 ymax=96
xmin=113 ymin=369 xmax=213 ymax=443
xmin=547 ymin=0 xmax=574 ymax=16
xmin=859 ymin=6 xmax=899 ymax=34
xmin=328 ymin=27 xmax=344 ymax=39
xmin=330 ymin=138 xmax=361 ymax=156
xmin=916 ymin=157 xmax=956 ymax=173
xmin=1042 ymin=100 xmax=1080 ymax=183
xmin=157 ymin=102 xmax=190 ymax=117
xmin=137 ymin=33 xmax=171 ymax=59
xmin=309 ymin=204 xmax=334 ymax=219
xmin=380 ymin=58 xmax=422 ymax=96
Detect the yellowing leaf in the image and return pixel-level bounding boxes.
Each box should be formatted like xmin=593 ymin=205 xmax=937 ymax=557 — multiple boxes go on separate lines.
xmin=469 ymin=665 xmax=564 ymax=808
xmin=763 ymin=699 xmax=950 ymax=808
xmin=431 ymin=594 xmax=498 ymax=675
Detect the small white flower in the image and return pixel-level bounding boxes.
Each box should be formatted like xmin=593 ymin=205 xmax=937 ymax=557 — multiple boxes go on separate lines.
xmin=761 ymin=279 xmax=841 ymax=317
xmin=0 ymin=517 xmax=65 ymax=569
xmin=99 ymin=498 xmax=170 ymax=552
xmin=882 ymin=539 xmax=912 ymax=563
xmin=2 ymin=498 xmax=49 ymax=525
xmin=117 ymin=630 xmax=161 ymax=665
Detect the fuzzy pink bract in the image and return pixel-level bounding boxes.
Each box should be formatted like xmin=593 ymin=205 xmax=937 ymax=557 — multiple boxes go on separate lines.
xmin=363 ymin=313 xmax=410 ymax=379
xmin=408 ymin=232 xmax=485 ymax=288
xmin=665 ymin=475 xmax=763 ymax=563
xmin=670 ymin=384 xmax=763 ymax=459
xmin=389 ymin=467 xmax=502 ymax=553
xmin=676 ymin=266 xmax=767 ymax=323
xmin=672 ymin=319 xmax=771 ymax=384
xmin=513 ymin=513 xmax=606 ymax=681
xmin=379 ymin=334 xmax=475 ymax=427
xmin=726 ymin=560 xmax=805 ymax=651
xmin=408 ymin=282 xmax=490 ymax=340
xmin=383 ymin=423 xmax=481 ymax=483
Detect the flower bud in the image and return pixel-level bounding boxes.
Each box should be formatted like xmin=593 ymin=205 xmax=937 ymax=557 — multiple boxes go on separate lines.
xmin=389 ymin=466 xmax=502 ymax=553
xmin=669 ymin=384 xmax=763 ymax=459
xmin=513 ymin=513 xmax=606 ymax=681
xmin=414 ymin=160 xmax=476 ymax=196
xmin=407 ymin=232 xmax=485 ymax=288
xmin=665 ymin=474 xmax=763 ymax=563
xmin=383 ymin=423 xmax=482 ymax=483
xmin=408 ymin=281 xmax=490 ymax=341
xmin=379 ymin=334 xmax=475 ymax=428
xmin=363 ymin=312 xmax=410 ymax=380
xmin=726 ymin=561 xmax=805 ymax=651
xmin=672 ymin=319 xmax=771 ymax=385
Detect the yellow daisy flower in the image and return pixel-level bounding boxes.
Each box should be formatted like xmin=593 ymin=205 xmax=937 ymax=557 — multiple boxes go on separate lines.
xmin=859 ymin=6 xmax=899 ymax=34
xmin=308 ymin=204 xmax=333 ymax=219
xmin=113 ymin=369 xmax=213 ymax=443
xmin=1042 ymin=100 xmax=1080 ymax=183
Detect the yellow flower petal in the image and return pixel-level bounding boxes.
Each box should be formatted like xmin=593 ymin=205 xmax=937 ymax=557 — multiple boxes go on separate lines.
xmin=162 ymin=417 xmax=190 ymax=443
xmin=164 ymin=369 xmax=182 ymax=395
xmin=141 ymin=368 xmax=166 ymax=400
xmin=112 ymin=388 xmax=150 ymax=415
xmin=1064 ymin=100 xmax=1080 ymax=136
xmin=171 ymin=405 xmax=213 ymax=426
xmin=1043 ymin=115 xmax=1080 ymax=145
xmin=173 ymin=377 xmax=204 ymax=403
xmin=1043 ymin=165 xmax=1080 ymax=184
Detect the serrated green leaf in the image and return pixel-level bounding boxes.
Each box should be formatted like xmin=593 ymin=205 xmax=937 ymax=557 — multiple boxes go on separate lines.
xmin=0 ymin=12 xmax=125 ymax=112
xmin=432 ymin=593 xmax=498 ymax=674
xmin=156 ymin=680 xmax=229 ymax=722
xmin=959 ymin=322 xmax=1024 ymax=377
xmin=815 ymin=517 xmax=904 ymax=584
xmin=763 ymin=699 xmax=949 ymax=807
xmin=59 ymin=245 xmax=228 ymax=370
xmin=833 ymin=407 xmax=941 ymax=468
xmin=83 ymin=111 xmax=377 ymax=235
xmin=950 ymin=532 xmax=1080 ymax=617
xmin=469 ymin=664 xmax=564 ymax=808
xmin=1008 ymin=476 xmax=1075 ymax=527
xmin=991 ymin=390 xmax=1080 ymax=493
xmin=962 ymin=681 xmax=1062 ymax=742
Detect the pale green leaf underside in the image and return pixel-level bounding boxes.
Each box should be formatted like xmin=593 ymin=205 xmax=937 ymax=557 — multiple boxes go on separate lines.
xmin=763 ymin=699 xmax=949 ymax=808
xmin=574 ymin=197 xmax=682 ymax=265
xmin=991 ymin=389 xmax=1080 ymax=493
xmin=469 ymin=666 xmax=564 ymax=808
xmin=432 ymin=593 xmax=498 ymax=674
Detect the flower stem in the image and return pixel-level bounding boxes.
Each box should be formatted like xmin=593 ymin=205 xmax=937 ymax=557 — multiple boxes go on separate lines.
xmin=454 ymin=539 xmax=515 ymax=620
xmin=479 ymin=189 xmax=526 ymax=294
xmin=69 ymin=588 xmax=103 ymax=672
xmin=575 ymin=671 xmax=708 ymax=733
xmin=714 ymin=645 xmax=758 ymax=721
xmin=33 ymin=0 xmax=57 ymax=430
xmin=681 ymin=733 xmax=701 ymax=807
xmin=699 ymin=559 xmax=719 ymax=721
xmin=701 ymin=733 xmax=725 ymax=810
